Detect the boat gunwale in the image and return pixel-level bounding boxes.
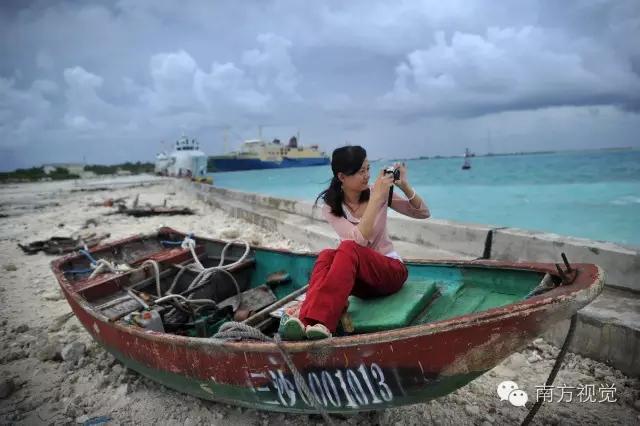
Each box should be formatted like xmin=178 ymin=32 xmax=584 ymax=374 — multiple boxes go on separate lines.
xmin=50 ymin=227 xmax=605 ymax=353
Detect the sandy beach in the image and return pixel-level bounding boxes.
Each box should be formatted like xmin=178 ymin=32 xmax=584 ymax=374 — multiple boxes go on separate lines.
xmin=0 ymin=176 xmax=638 ymax=425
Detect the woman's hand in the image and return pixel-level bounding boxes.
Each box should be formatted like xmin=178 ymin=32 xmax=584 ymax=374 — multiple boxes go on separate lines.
xmin=393 ymin=162 xmax=409 ymax=188
xmin=371 ymin=169 xmax=394 ymax=204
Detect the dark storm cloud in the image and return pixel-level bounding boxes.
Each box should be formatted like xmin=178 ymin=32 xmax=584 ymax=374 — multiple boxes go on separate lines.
xmin=1 ymin=0 xmax=639 ymax=170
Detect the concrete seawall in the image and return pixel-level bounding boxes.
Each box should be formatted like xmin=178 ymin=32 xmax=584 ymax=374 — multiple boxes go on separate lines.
xmin=182 ymin=182 xmax=639 ymax=376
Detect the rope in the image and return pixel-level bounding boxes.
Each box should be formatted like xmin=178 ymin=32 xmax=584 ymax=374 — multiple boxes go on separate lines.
xmin=154 ymin=293 xmax=218 ymax=306
xmin=89 ymin=259 xmax=117 ymax=279
xmin=63 ymin=268 xmax=93 ymax=275
xmin=213 ymin=322 xmax=334 ymax=425
xmin=154 ymin=236 xmax=249 ymax=321
xmin=79 ymin=249 xmax=98 ymax=265
xmin=170 ymin=237 xmax=248 ymax=308
xmin=160 ymin=240 xmax=183 ymax=246
xmin=139 ymin=259 xmax=161 ymax=297
xmin=521 ymin=314 xmax=578 ymax=426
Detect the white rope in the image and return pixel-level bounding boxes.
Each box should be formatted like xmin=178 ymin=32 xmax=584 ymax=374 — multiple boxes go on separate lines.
xmin=88 ymin=259 xmax=122 ymax=279
xmin=83 ymin=235 xmax=250 ymax=314
xmin=167 ymin=237 xmax=250 ymax=308
xmin=154 ymin=293 xmax=218 ymax=305
xmin=139 ymin=259 xmax=161 ymax=297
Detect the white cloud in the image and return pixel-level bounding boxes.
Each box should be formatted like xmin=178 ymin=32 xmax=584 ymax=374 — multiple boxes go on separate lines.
xmin=62 ymin=66 xmax=118 ymax=129
xmin=380 ymin=27 xmax=640 ymax=117
xmin=242 ymin=33 xmax=300 ymax=99
xmin=143 ymin=34 xmax=300 ymax=118
xmin=144 ymin=50 xmax=198 ymax=113
xmin=64 ymin=66 xmax=103 ymax=89
xmin=194 ymin=62 xmax=271 ymax=113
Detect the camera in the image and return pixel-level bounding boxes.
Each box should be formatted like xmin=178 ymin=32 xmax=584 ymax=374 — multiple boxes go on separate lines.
xmin=384 ymin=166 xmax=400 ymax=182
xmin=383 ymin=166 xmax=400 ymax=207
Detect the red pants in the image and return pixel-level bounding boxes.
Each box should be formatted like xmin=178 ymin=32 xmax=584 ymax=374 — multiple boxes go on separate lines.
xmin=299 ymin=240 xmax=408 ymax=332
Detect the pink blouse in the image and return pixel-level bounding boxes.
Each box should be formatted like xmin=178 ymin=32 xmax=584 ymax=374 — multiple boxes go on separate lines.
xmin=322 ymin=189 xmax=430 ymax=258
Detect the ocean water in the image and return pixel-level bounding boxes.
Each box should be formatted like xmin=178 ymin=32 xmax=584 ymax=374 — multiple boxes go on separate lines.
xmin=208 ymin=150 xmax=640 ymax=248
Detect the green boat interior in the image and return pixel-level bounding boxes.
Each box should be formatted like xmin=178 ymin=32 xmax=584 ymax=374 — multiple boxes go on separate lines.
xmin=60 ymin=230 xmax=559 ymax=338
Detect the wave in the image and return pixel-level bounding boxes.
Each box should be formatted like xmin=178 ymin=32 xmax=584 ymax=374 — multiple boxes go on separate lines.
xmin=610 ymin=196 xmax=640 ymax=206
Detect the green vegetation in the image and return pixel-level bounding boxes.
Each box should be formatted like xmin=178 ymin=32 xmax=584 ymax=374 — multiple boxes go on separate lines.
xmin=0 ymin=167 xmax=79 ymax=183
xmin=84 ymin=161 xmax=154 ymax=175
xmin=0 ymin=162 xmax=154 ymax=183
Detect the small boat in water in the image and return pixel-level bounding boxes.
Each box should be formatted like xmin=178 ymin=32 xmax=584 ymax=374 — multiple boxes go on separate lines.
xmin=462 ymin=148 xmax=472 ymax=170
xmin=51 ymin=228 xmax=604 ymax=414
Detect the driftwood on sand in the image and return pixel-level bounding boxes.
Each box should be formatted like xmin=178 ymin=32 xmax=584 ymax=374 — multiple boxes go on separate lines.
xmin=103 ymin=194 xmax=195 ymax=217
xmin=112 ymin=205 xmax=196 ymax=217
xmin=18 ymin=232 xmax=110 ymax=255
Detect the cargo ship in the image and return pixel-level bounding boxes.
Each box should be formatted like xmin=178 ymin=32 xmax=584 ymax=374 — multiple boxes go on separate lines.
xmin=207 ymin=136 xmax=329 ymax=172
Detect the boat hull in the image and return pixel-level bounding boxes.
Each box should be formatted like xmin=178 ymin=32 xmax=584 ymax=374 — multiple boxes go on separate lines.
xmin=52 ymin=232 xmax=605 ymax=413
xmin=207 ymin=156 xmax=329 ymax=172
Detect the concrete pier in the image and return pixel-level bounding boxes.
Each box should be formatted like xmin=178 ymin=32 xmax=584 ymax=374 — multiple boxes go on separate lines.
xmin=184 ymin=182 xmax=640 ymax=376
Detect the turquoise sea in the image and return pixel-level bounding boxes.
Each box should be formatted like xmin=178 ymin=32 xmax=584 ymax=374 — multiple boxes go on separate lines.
xmin=208 ymin=150 xmax=640 ymax=248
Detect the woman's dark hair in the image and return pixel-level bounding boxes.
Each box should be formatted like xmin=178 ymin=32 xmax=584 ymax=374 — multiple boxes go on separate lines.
xmin=315 ymin=145 xmax=370 ymax=217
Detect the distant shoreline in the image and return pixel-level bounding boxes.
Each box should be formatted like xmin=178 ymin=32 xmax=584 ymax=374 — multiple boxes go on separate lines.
xmin=412 ymin=146 xmax=636 ymax=161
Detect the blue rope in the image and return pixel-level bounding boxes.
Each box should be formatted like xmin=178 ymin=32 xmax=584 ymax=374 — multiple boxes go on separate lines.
xmin=64 ymin=268 xmax=93 ymax=275
xmin=79 ymin=249 xmax=98 ymax=265
xmin=161 ymin=233 xmax=194 ymax=246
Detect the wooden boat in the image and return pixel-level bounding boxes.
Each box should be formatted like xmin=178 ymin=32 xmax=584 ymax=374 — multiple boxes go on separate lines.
xmin=50 ymin=227 xmax=604 ymax=414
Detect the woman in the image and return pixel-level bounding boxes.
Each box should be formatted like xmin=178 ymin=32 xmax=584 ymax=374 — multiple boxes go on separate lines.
xmin=279 ymin=145 xmax=430 ymax=340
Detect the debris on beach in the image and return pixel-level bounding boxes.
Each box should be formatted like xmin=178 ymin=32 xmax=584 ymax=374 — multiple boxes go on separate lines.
xmin=17 ymin=232 xmax=110 ymax=255
xmin=88 ymin=196 xmax=129 ymax=208
xmin=114 ymin=206 xmax=195 ymax=217
xmin=104 ymin=194 xmax=195 ymax=217
xmin=71 ymin=187 xmax=112 ymax=193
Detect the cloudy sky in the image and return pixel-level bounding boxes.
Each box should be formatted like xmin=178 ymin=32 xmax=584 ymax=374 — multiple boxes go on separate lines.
xmin=1 ymin=0 xmax=639 ymax=171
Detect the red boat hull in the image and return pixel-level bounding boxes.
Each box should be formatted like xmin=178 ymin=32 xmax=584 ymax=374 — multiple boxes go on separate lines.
xmin=52 ymin=233 xmax=604 ymax=413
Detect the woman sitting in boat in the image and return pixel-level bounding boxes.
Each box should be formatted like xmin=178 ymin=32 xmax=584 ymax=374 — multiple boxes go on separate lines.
xmin=279 ymin=145 xmax=430 ymax=340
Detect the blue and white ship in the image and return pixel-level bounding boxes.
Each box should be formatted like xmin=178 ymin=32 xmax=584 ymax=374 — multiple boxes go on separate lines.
xmin=208 ymin=136 xmax=329 ymax=172
xmin=155 ymin=136 xmax=208 ymax=177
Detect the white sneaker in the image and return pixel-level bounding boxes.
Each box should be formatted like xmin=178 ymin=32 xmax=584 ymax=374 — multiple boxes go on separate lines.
xmin=305 ymin=323 xmax=332 ymax=340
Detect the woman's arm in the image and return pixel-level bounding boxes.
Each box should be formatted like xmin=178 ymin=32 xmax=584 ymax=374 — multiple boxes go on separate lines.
xmin=322 ymin=206 xmax=370 ymax=246
xmin=391 ymin=181 xmax=430 ymax=218
xmin=389 ymin=162 xmax=430 ymax=219
xmin=357 ymin=170 xmax=394 ymax=240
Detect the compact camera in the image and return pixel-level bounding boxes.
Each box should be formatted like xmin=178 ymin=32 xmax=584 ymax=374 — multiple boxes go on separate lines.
xmin=384 ymin=166 xmax=401 ymax=182
xmin=383 ymin=167 xmax=400 ymax=206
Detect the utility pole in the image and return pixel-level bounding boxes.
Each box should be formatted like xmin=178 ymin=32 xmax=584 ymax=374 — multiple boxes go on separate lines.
xmin=223 ymin=127 xmax=229 ymax=153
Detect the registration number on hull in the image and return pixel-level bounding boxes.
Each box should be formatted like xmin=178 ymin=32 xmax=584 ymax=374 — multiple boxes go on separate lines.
xmin=248 ymin=363 xmax=396 ymax=409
